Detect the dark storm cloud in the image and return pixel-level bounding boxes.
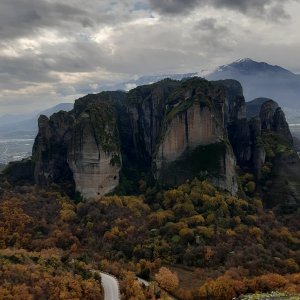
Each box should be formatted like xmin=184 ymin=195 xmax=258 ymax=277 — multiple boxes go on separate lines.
xmin=0 ymin=0 xmax=299 ymax=114
xmin=149 ymin=0 xmax=290 ymax=19
xmin=0 ymin=0 xmax=92 ymax=40
xmin=195 ymin=18 xmax=228 ymax=33
xmin=149 ymin=0 xmax=199 ymax=14
xmin=0 ymin=0 xmax=141 ymax=41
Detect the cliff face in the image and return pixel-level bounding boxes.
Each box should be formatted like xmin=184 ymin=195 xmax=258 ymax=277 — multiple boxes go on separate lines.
xmin=153 ymin=78 xmax=238 ymax=194
xmin=230 ymin=99 xmax=294 ymax=173
xmin=30 ymin=78 xmax=242 ymax=197
xmin=157 ymin=104 xmax=222 ymax=162
xmin=228 ymin=98 xmax=300 ymax=208
xmin=67 ymin=100 xmax=122 ymax=199
xmin=15 ymin=76 xmax=298 ymax=206
xmin=33 ymin=112 xmax=75 ymax=195
xmin=32 ymin=92 xmax=126 ymax=199
xmin=214 ymin=79 xmax=246 ymax=123
xmin=117 ymin=80 xmax=178 ymax=175
xmin=257 ymin=100 xmax=300 ymax=209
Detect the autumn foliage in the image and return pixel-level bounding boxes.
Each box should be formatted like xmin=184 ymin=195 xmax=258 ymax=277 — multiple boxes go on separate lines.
xmin=1 ymin=178 xmax=300 ymax=299
xmin=155 ymin=267 xmax=179 ymax=293
xmin=0 ymin=249 xmax=102 ymax=300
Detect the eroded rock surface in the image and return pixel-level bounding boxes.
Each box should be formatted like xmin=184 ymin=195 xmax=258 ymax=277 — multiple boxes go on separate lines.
xmin=32 ymin=92 xmax=125 ymax=199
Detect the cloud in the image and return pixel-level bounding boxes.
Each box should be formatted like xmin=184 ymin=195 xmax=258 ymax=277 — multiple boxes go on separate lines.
xmin=0 ymin=0 xmax=91 ymax=40
xmin=0 ymin=0 xmax=299 ymax=114
xmin=149 ymin=0 xmax=199 ymax=15
xmin=195 ymin=17 xmax=228 ymax=33
xmin=149 ymin=0 xmax=291 ymax=20
xmin=0 ymin=0 xmax=145 ymax=41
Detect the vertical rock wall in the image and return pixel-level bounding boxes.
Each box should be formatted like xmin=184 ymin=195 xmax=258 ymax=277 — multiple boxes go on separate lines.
xmin=157 ymin=104 xmax=224 ymax=163
xmin=32 ymin=92 xmax=125 ymax=199
xmin=68 ymin=112 xmax=121 ymax=199
xmin=31 ymin=78 xmax=268 ymax=199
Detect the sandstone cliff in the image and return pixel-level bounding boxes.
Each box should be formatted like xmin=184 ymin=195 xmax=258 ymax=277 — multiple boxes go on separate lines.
xmin=116 ymin=78 xmax=243 ymax=194
xmin=68 ymin=96 xmax=123 ymax=199
xmin=33 ymin=111 xmax=75 ymax=194
xmin=153 ymin=78 xmax=238 ymax=194
xmin=32 ymin=92 xmax=125 ymax=199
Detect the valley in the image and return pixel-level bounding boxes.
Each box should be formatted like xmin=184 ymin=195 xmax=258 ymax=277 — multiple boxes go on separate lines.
xmin=0 ymin=138 xmax=33 ymax=165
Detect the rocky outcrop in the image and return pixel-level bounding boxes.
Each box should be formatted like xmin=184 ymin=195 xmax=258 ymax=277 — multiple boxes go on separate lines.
xmin=229 ymin=99 xmax=287 ymax=177
xmin=68 ymin=100 xmax=122 ymax=199
xmin=116 ymin=78 xmax=241 ymax=194
xmin=33 ymin=112 xmax=75 ymax=195
xmin=11 ymin=76 xmax=298 ymax=204
xmin=119 ymin=80 xmax=179 ymax=170
xmin=32 ymin=92 xmax=125 ymax=199
xmin=228 ymin=97 xmax=300 ymax=208
xmin=153 ymin=78 xmax=238 ymax=193
xmin=29 ymin=78 xmax=250 ymax=197
xmin=214 ymin=79 xmax=246 ymax=123
xmin=246 ymin=98 xmax=292 ymax=141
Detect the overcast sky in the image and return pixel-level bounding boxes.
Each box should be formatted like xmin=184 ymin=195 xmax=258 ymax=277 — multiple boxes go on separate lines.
xmin=1 ymin=0 xmax=300 ymax=114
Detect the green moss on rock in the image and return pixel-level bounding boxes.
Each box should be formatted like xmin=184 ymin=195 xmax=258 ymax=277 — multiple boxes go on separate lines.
xmin=87 ymin=102 xmax=120 ymax=154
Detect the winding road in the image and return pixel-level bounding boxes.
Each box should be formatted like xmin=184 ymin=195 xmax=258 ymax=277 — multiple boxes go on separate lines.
xmin=100 ymin=272 xmax=120 ymax=300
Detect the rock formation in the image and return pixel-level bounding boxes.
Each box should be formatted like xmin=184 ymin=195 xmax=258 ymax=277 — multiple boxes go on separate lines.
xmin=32 ymin=92 xmax=126 ymax=199
xmin=4 ymin=76 xmax=300 ymax=208
xmin=67 ymin=97 xmax=123 ymax=199
xmin=29 ymin=78 xmax=243 ymax=198
xmin=229 ymin=97 xmax=300 ymax=208
xmin=33 ymin=111 xmax=75 ymax=195
xmin=153 ymin=79 xmax=237 ymax=194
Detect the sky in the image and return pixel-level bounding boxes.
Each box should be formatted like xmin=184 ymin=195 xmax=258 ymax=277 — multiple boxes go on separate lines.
xmin=1 ymin=0 xmax=300 ymax=114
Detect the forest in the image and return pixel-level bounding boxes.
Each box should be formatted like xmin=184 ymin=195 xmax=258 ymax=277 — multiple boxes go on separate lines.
xmin=0 ymin=176 xmax=300 ymax=299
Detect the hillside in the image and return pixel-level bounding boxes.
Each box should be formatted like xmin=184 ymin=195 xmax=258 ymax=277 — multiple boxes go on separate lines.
xmin=0 ymin=174 xmax=300 ymax=299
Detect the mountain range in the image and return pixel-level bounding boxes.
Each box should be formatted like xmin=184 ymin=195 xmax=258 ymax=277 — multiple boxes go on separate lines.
xmin=0 ymin=103 xmax=73 ymax=138
xmin=206 ymin=58 xmax=300 ymax=121
xmin=123 ymin=58 xmax=300 ymax=123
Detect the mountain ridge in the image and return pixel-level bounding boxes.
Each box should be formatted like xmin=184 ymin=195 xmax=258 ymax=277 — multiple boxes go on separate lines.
xmin=0 ymin=103 xmax=74 ymax=138
xmin=214 ymin=58 xmax=295 ymax=76
xmin=207 ymin=58 xmax=300 ymax=113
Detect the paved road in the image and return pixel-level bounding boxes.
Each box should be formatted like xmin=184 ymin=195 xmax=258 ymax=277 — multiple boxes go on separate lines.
xmin=100 ymin=272 xmax=120 ymax=300
xmin=137 ymin=277 xmax=150 ymax=287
